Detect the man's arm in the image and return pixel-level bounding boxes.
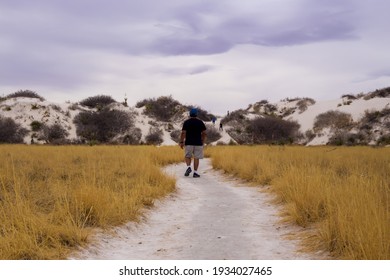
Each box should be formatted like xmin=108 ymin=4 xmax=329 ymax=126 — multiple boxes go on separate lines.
xmin=179 ymin=130 xmax=186 ymax=149
xmin=201 ymin=130 xmax=207 ymax=145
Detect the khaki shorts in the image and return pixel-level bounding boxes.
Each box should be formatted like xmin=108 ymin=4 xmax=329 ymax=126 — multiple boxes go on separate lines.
xmin=185 ymin=145 xmax=204 ymax=159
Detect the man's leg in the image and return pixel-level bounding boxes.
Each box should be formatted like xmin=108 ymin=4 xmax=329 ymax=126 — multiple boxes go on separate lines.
xmin=184 ymin=157 xmax=192 ymax=176
xmin=193 ymin=158 xmax=199 ymax=172
xmin=192 ymin=146 xmax=203 ymax=178
xmin=184 ymin=146 xmax=193 ymax=176
xmin=193 ymin=158 xmax=200 ymax=177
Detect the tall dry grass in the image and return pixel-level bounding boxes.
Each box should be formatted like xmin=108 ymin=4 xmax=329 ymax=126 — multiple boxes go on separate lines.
xmin=206 ymin=146 xmax=389 ymax=260
xmin=0 ymin=145 xmax=182 ymax=259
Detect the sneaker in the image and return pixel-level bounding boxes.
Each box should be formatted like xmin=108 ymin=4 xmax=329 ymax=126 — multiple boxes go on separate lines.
xmin=184 ymin=167 xmax=192 ymax=176
xmin=193 ymin=172 xmax=200 ymax=178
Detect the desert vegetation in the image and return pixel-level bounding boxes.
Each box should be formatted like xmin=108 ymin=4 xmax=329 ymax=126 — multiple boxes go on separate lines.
xmin=4 ymin=89 xmax=45 ymax=101
xmin=249 ymin=116 xmax=301 ymax=144
xmin=313 ymin=110 xmax=354 ymax=133
xmin=136 ymin=95 xmax=184 ymax=122
xmin=1 ymin=144 xmax=388 ymax=260
xmin=0 ymin=145 xmax=182 ymax=259
xmin=296 ymin=98 xmax=316 ymax=113
xmin=74 ymin=108 xmax=134 ymax=143
xmin=136 ymin=95 xmax=215 ymax=122
xmin=79 ymin=95 xmax=117 ymax=109
xmin=0 ymin=116 xmax=28 ymax=143
xmin=206 ymin=145 xmax=389 ymax=260
xmin=250 ymin=100 xmax=278 ymax=115
xmin=204 ymin=124 xmax=222 ymax=144
xmin=145 ymin=127 xmax=164 ymax=145
xmin=310 ymin=108 xmax=390 ymax=146
xmin=363 ymin=87 xmax=390 ymax=100
xmin=223 ymin=112 xmax=301 ymax=145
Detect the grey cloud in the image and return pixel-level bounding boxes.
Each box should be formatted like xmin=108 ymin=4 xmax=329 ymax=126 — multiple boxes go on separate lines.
xmin=368 ymin=69 xmax=390 ymax=80
xmin=148 ymin=0 xmax=359 ymax=55
xmin=188 ymin=65 xmax=215 ymax=75
xmin=0 ymin=48 xmax=96 ymax=89
xmin=0 ymin=0 xmax=385 ymax=96
xmin=255 ymin=20 xmax=356 ymax=47
xmin=152 ymin=36 xmax=231 ymax=55
xmin=0 ymin=0 xmax=361 ymax=58
xmin=150 ymin=65 xmax=216 ymax=76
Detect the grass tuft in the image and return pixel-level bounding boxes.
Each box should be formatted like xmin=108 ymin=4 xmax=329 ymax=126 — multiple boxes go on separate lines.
xmin=206 ymin=146 xmax=390 ymax=259
xmin=0 ymin=145 xmax=182 ymax=259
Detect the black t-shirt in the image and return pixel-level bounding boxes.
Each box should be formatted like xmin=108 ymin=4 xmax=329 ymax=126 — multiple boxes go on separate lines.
xmin=182 ymin=118 xmax=206 ymax=146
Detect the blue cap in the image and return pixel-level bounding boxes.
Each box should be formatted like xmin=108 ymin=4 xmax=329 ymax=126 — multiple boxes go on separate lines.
xmin=190 ymin=108 xmax=198 ymax=117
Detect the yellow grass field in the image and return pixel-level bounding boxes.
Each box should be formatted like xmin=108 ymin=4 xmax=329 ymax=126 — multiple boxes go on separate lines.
xmin=1 ymin=144 xmax=389 ymax=260
xmin=0 ymin=145 xmax=182 ymax=259
xmin=206 ymin=145 xmax=390 ymax=260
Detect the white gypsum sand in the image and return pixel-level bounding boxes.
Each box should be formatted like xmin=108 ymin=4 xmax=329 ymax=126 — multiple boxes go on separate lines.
xmin=72 ymin=159 xmax=326 ymax=260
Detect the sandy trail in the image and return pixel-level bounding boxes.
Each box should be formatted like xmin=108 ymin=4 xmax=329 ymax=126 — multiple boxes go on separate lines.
xmin=73 ymin=159 xmax=319 ymax=260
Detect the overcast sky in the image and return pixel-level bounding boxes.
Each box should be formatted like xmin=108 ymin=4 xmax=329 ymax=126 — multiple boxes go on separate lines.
xmin=1 ymin=0 xmax=389 ymax=114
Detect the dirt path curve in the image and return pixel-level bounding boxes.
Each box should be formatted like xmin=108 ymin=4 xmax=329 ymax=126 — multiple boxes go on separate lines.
xmin=73 ymin=159 xmax=318 ymax=260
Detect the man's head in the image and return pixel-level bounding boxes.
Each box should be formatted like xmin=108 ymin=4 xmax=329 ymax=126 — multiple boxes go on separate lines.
xmin=189 ymin=108 xmax=198 ymax=117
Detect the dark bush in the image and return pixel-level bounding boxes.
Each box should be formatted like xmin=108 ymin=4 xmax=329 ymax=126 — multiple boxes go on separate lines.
xmin=136 ymin=95 xmax=183 ymax=122
xmin=341 ymin=94 xmax=357 ymax=100
xmin=226 ymin=128 xmax=252 ymax=145
xmin=328 ymin=132 xmax=367 ymax=146
xmin=360 ymin=108 xmax=390 ymax=126
xmin=251 ymin=101 xmax=278 ymax=115
xmin=249 ymin=116 xmax=300 ymax=144
xmin=30 ymin=121 xmax=43 ymax=132
xmin=121 ymin=127 xmax=142 ymax=145
xmin=41 ymin=124 xmax=69 ymax=143
xmin=50 ymin=104 xmax=62 ymax=112
xmin=313 ymin=110 xmax=353 ymax=132
xmin=361 ymin=110 xmax=382 ymax=125
xmin=74 ymin=108 xmax=133 ymax=142
xmin=0 ymin=116 xmax=28 ymax=143
xmin=280 ymin=107 xmax=296 ymax=118
xmin=363 ymin=87 xmax=390 ymax=100
xmin=79 ymin=95 xmax=117 ymax=109
xmin=297 ymin=98 xmax=316 ymax=113
xmin=250 ymin=100 xmax=267 ymax=112
xmin=377 ymin=134 xmax=390 ymax=145
xmin=170 ymin=129 xmax=181 ymax=143
xmin=145 ymin=127 xmax=163 ymax=145
xmin=305 ymin=130 xmax=316 ymax=142
xmin=6 ymin=90 xmax=45 ymax=101
xmin=205 ymin=124 xmax=222 ymax=144
xmin=222 ymin=109 xmax=247 ymax=124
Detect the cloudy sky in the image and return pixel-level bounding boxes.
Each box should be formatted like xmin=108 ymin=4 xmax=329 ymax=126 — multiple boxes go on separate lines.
xmin=1 ymin=0 xmax=389 ymax=114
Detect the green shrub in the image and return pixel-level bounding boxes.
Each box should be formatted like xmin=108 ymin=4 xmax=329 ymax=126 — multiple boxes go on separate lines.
xmin=296 ymin=98 xmax=316 ymax=113
xmin=145 ymin=127 xmax=163 ymax=145
xmin=121 ymin=127 xmax=142 ymax=145
xmin=6 ymin=90 xmax=45 ymax=101
xmin=136 ymin=96 xmax=182 ymax=122
xmin=170 ymin=129 xmax=181 ymax=143
xmin=205 ymin=124 xmax=222 ymax=144
xmin=377 ymin=134 xmax=390 ymax=145
xmin=74 ymin=108 xmax=133 ymax=142
xmin=363 ymin=87 xmax=390 ymax=100
xmin=313 ymin=110 xmax=353 ymax=132
xmin=0 ymin=117 xmax=28 ymax=143
xmin=42 ymin=124 xmax=69 ymax=144
xmin=30 ymin=121 xmax=43 ymax=132
xmin=328 ymin=132 xmax=367 ymax=146
xmin=79 ymin=95 xmax=116 ymax=109
xmin=249 ymin=116 xmax=300 ymax=144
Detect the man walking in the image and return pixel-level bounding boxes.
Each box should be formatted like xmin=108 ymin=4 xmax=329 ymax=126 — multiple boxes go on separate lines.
xmin=179 ymin=108 xmax=207 ymax=178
